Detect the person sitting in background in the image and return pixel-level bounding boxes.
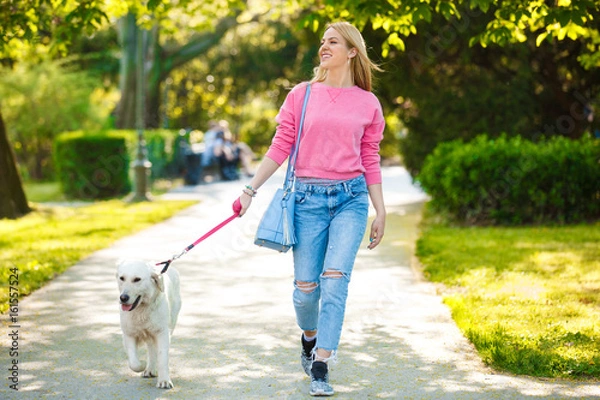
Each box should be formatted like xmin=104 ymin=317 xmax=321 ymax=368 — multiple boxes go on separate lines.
xmin=212 ymin=122 xmax=255 ymax=180
xmin=201 ymin=120 xmax=222 ymax=169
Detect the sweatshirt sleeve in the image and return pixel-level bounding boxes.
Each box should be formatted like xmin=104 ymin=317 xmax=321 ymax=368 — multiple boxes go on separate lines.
xmin=265 ymin=83 xmax=306 ymax=165
xmin=361 ymin=100 xmax=385 ymax=185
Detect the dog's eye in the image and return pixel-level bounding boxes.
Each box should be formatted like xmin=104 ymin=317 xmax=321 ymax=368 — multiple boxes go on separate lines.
xmin=119 ymin=276 xmax=124 ymax=281
xmin=133 ymin=277 xmax=141 ymax=282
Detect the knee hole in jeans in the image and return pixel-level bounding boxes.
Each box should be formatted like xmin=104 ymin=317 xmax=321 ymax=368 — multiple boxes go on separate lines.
xmin=295 ymin=280 xmax=318 ymax=294
xmin=322 ymin=269 xmax=344 ymax=279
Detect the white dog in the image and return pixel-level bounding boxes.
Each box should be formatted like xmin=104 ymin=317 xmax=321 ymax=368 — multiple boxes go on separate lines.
xmin=116 ymin=259 xmax=181 ymax=389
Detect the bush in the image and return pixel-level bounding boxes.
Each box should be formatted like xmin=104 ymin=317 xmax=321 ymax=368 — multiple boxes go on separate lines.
xmin=54 ymin=131 xmax=131 ymax=199
xmin=54 ymin=129 xmax=184 ymax=199
xmin=417 ymin=135 xmax=600 ymax=225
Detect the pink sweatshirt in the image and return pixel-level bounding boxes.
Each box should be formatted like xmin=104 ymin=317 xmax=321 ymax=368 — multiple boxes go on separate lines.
xmin=265 ymin=81 xmax=385 ymax=185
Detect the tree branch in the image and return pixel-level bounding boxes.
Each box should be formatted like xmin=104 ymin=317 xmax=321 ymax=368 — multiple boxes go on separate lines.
xmin=161 ymin=15 xmax=239 ymax=78
xmin=160 ymin=9 xmax=267 ymax=80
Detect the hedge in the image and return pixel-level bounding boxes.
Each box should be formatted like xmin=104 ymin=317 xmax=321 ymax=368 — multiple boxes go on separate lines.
xmin=417 ymin=134 xmax=600 ymax=225
xmin=54 ymin=129 xmax=183 ymax=199
xmin=54 ymin=131 xmax=131 ymax=199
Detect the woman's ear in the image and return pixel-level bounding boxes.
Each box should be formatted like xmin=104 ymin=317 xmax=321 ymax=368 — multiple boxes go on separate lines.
xmin=348 ymin=48 xmax=357 ymax=59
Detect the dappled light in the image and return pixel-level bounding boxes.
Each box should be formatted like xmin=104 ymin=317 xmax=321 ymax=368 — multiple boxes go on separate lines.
xmin=1 ymin=0 xmax=599 ymax=396
xmin=1 ymin=174 xmax=595 ymax=397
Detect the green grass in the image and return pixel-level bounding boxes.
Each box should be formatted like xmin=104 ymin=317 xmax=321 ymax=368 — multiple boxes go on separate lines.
xmin=23 ymin=179 xmax=183 ymax=203
xmin=0 ymin=199 xmax=196 ymax=313
xmin=23 ymin=181 xmax=66 ymax=203
xmin=416 ymin=205 xmax=600 ymax=379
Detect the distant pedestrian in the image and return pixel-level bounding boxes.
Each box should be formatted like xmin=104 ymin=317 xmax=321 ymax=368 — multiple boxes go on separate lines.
xmin=201 ymin=120 xmax=221 ymax=168
xmin=236 ymin=21 xmax=386 ymax=396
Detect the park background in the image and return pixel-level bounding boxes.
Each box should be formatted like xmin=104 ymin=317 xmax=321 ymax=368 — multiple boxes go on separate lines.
xmin=1 ymin=0 xmax=599 ymax=382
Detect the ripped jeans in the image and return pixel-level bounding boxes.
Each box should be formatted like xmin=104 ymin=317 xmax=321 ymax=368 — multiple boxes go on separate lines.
xmin=292 ymin=174 xmax=369 ymax=352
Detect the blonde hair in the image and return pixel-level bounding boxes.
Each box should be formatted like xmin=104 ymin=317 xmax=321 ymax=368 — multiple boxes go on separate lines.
xmin=311 ymin=21 xmax=382 ymax=92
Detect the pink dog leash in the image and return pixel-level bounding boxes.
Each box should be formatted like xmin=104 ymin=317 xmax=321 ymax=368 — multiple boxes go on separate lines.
xmin=156 ymin=198 xmax=242 ymax=273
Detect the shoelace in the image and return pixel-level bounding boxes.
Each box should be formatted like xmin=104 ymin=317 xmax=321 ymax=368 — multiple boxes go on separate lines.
xmin=312 ymin=349 xmax=338 ymax=366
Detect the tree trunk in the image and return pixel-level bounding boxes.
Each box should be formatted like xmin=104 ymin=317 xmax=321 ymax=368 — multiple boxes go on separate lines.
xmin=115 ymin=13 xmax=139 ymax=129
xmin=145 ymin=25 xmax=162 ymax=128
xmin=114 ymin=13 xmax=240 ymax=129
xmin=0 ymin=108 xmax=31 ymax=219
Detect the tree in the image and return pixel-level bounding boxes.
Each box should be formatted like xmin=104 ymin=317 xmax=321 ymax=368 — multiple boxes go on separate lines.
xmin=111 ymin=0 xmax=248 ymax=129
xmin=114 ymin=11 xmax=242 ymax=129
xmin=162 ymin=18 xmax=308 ymax=150
xmin=300 ymin=0 xmax=599 ymax=174
xmin=0 ymin=0 xmax=107 ymax=219
xmin=0 ymin=109 xmax=29 ymax=218
xmin=1 ymin=60 xmax=106 ymax=180
xmin=301 ymin=0 xmax=599 ymax=69
xmin=362 ymin=4 xmax=600 ymax=174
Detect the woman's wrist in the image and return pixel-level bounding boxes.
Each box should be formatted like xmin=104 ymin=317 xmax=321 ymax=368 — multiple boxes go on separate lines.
xmin=242 ymin=184 xmax=257 ymax=197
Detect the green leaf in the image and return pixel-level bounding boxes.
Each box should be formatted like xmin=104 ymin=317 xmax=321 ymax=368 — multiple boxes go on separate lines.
xmin=556 ymin=11 xmax=571 ymax=27
xmin=381 ymin=42 xmax=389 ymax=58
xmin=437 ymin=2 xmax=457 ymax=21
xmin=147 ymin=0 xmax=162 ymax=11
xmin=413 ymin=3 xmax=432 ymax=23
xmin=468 ymin=35 xmax=481 ymax=47
xmin=387 ymin=32 xmax=405 ymax=52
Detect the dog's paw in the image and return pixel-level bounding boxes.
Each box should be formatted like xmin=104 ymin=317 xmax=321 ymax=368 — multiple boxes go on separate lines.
xmin=156 ymin=379 xmax=174 ymax=389
xmin=142 ymin=369 xmax=157 ymax=378
xmin=129 ymin=360 xmax=146 ymax=373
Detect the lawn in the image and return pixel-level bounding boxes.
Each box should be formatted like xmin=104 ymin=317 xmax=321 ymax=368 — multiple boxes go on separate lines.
xmin=0 ymin=199 xmax=196 ymax=314
xmin=416 ymin=206 xmax=600 ymax=379
xmin=22 ymin=179 xmax=183 ymax=203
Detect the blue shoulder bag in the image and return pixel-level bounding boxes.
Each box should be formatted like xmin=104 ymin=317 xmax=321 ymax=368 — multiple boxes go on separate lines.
xmin=254 ymin=84 xmax=311 ymax=252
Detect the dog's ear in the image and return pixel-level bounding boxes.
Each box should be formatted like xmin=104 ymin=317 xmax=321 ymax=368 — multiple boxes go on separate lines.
xmin=152 ymin=272 xmax=165 ymax=292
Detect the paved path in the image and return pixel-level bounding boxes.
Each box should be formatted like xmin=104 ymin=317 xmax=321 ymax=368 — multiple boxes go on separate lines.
xmin=2 ymin=166 xmax=599 ymax=399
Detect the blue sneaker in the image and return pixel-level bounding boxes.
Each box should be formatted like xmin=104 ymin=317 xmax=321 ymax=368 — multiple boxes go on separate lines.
xmin=309 ymin=361 xmax=334 ymax=396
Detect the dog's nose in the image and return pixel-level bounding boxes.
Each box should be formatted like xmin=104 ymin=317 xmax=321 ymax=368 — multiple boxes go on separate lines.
xmin=120 ymin=294 xmax=129 ymax=303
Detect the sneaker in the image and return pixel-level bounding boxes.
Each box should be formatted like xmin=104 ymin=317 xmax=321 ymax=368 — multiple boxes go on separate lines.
xmin=301 ymin=334 xmax=316 ymax=376
xmin=309 ymin=361 xmax=334 ymax=396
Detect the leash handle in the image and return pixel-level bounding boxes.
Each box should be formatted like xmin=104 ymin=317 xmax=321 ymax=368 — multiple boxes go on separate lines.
xmin=156 ymin=199 xmax=242 ymax=273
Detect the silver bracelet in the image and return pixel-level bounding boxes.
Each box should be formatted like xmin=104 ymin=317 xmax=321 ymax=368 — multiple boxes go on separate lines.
xmin=242 ymin=188 xmax=256 ymax=197
xmin=244 ymin=185 xmax=257 ymax=196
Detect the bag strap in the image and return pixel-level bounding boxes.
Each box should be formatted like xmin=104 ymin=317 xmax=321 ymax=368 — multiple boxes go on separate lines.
xmin=284 ymin=83 xmax=311 ymax=190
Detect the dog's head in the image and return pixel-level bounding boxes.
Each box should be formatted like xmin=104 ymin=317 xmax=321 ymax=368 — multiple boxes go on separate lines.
xmin=116 ymin=259 xmax=164 ymax=312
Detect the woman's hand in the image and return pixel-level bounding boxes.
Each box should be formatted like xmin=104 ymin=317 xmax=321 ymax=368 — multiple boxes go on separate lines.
xmin=367 ymin=213 xmax=385 ymax=249
xmin=237 ymin=193 xmax=253 ymax=217
xmin=366 ymin=183 xmax=386 ymax=250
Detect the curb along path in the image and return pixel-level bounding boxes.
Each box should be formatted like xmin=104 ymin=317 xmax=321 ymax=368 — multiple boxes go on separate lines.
xmin=2 ymin=166 xmax=599 ymax=399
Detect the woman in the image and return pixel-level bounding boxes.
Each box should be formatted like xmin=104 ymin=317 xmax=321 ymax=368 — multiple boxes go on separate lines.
xmin=237 ymin=21 xmax=386 ymax=396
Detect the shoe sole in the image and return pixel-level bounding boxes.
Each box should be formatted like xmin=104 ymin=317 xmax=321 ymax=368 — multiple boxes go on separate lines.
xmin=309 ymin=389 xmax=334 ymax=396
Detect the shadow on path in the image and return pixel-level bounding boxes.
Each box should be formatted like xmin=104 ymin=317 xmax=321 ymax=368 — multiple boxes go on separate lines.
xmin=2 ymin=167 xmax=598 ymax=399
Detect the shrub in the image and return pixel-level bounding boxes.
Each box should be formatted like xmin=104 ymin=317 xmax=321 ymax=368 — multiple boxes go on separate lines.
xmin=54 ymin=131 xmax=131 ymax=199
xmin=417 ymin=135 xmax=600 ymax=225
xmin=54 ymin=129 xmax=183 ymax=199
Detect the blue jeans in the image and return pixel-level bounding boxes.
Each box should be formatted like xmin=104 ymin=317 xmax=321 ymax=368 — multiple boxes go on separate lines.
xmin=292 ymin=175 xmax=369 ymax=352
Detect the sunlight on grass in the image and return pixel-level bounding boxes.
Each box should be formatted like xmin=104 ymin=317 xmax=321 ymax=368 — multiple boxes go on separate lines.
xmin=23 ymin=181 xmax=66 ymax=203
xmin=0 ymin=199 xmax=196 ymax=313
xmin=416 ymin=208 xmax=600 ymax=379
xmin=24 ymin=179 xmax=184 ymax=202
